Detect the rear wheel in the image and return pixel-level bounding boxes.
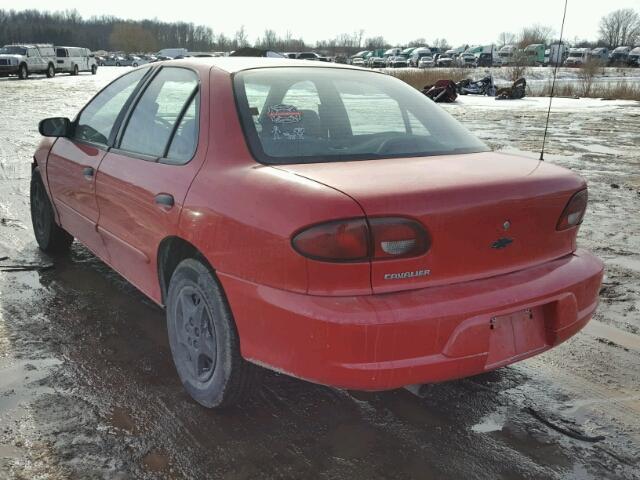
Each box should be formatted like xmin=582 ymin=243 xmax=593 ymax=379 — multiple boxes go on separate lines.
xmin=91 ymin=64 xmax=97 ymax=75
xmin=30 ymin=168 xmax=73 ymax=253
xmin=18 ymin=63 xmax=28 ymax=80
xmin=166 ymin=258 xmax=256 ymax=408
xmin=46 ymin=63 xmax=55 ymax=78
xmin=71 ymin=64 xmax=79 ymax=76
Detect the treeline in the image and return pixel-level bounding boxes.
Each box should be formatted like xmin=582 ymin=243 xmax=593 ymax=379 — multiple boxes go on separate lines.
xmin=1 ymin=8 xmax=637 ymax=56
xmin=0 ymin=9 xmax=219 ymax=52
xmin=0 ymin=8 xmax=447 ymax=55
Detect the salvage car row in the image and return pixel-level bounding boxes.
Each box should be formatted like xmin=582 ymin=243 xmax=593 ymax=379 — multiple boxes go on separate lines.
xmin=349 ymin=44 xmax=640 ymax=69
xmin=0 ymin=43 xmax=97 ymax=79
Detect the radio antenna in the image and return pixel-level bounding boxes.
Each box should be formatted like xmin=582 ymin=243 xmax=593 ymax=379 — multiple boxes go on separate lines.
xmin=540 ymin=0 xmax=568 ymax=161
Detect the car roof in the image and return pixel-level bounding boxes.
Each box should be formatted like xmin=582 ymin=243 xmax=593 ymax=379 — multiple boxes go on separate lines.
xmin=152 ymin=57 xmax=365 ymax=74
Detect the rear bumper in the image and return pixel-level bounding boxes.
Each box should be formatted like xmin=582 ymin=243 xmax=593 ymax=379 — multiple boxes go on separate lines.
xmin=220 ymin=249 xmax=603 ymax=391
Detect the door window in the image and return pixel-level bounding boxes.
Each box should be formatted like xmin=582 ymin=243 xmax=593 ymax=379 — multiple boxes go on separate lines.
xmin=74 ymin=68 xmax=148 ymax=146
xmin=165 ymin=92 xmax=200 ymax=164
xmin=119 ymin=68 xmax=199 ymax=160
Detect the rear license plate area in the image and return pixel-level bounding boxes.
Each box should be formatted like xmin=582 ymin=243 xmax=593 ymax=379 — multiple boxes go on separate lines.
xmin=486 ymin=306 xmax=547 ymax=368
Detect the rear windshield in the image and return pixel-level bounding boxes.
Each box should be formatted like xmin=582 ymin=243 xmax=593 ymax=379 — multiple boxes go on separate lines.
xmin=234 ymin=67 xmax=488 ymax=165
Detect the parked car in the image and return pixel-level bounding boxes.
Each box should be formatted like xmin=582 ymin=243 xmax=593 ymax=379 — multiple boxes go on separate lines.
xmin=32 ymin=58 xmax=603 ymax=408
xmin=55 ymin=46 xmax=97 ymax=75
xmin=367 ymin=57 xmax=387 ymax=68
xmin=157 ymin=48 xmax=188 ymax=59
xmin=121 ymin=55 xmax=146 ymax=67
xmin=0 ymin=43 xmax=56 ymax=79
xmin=628 ymin=47 xmax=640 ymax=67
xmin=102 ymin=55 xmax=126 ymax=66
xmin=564 ymin=48 xmax=590 ymax=67
xmin=436 ymin=55 xmax=455 ymax=67
xmin=296 ymin=52 xmax=321 ymax=60
xmin=350 ymin=57 xmax=365 ymax=66
xmin=590 ymin=47 xmax=609 ymax=64
xmin=476 ymin=52 xmax=494 ymax=67
xmin=417 ymin=55 xmax=436 ymax=68
xmin=386 ymin=55 xmax=408 ymax=68
xmin=408 ymin=48 xmax=432 ymax=67
xmin=609 ymin=46 xmax=631 ymax=66
xmin=458 ymin=53 xmax=477 ymax=68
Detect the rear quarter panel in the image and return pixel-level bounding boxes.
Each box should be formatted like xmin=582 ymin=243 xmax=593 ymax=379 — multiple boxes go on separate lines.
xmin=178 ymin=67 xmax=370 ymax=295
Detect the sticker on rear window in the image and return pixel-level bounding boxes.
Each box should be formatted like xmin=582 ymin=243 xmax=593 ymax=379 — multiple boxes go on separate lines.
xmin=272 ymin=126 xmax=305 ymax=141
xmin=267 ymin=104 xmax=303 ymax=124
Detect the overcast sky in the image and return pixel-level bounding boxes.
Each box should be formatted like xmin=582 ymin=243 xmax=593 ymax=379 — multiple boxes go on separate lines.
xmin=10 ymin=0 xmax=640 ymax=45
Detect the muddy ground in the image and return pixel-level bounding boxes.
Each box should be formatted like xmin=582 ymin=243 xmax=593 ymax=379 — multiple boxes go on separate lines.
xmin=0 ymin=67 xmax=639 ymax=479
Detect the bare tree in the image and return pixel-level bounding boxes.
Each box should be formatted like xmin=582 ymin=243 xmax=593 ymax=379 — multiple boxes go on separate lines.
xmin=431 ymin=38 xmax=450 ymax=51
xmin=497 ymin=32 xmax=516 ymax=48
xmin=407 ymin=38 xmax=427 ymax=47
xmin=598 ymin=8 xmax=640 ymax=47
xmin=365 ymin=36 xmax=387 ymax=50
xmin=518 ymin=24 xmax=554 ymax=48
xmin=234 ymin=25 xmax=249 ymax=48
xmin=259 ymin=29 xmax=278 ymax=49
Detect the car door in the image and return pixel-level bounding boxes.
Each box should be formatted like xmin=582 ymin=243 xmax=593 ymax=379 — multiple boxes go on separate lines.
xmin=27 ymin=48 xmax=40 ymax=72
xmin=46 ymin=68 xmax=149 ymax=259
xmin=95 ymin=66 xmax=206 ymax=301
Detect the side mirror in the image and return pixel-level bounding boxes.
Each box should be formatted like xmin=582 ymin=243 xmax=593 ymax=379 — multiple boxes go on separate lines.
xmin=39 ymin=117 xmax=72 ymax=137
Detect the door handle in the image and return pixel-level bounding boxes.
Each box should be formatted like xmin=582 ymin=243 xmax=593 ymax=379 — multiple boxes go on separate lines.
xmin=154 ymin=193 xmax=174 ymax=208
xmin=82 ymin=166 xmax=94 ymax=179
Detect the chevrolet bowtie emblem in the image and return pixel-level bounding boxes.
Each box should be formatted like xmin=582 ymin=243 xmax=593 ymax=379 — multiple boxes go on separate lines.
xmin=491 ymin=237 xmax=514 ymax=249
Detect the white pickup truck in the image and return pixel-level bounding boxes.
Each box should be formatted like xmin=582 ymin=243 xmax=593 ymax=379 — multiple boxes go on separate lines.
xmin=55 ymin=47 xmax=98 ymax=75
xmin=0 ymin=44 xmax=56 ymax=79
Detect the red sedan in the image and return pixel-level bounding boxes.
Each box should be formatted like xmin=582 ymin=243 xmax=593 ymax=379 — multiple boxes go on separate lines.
xmin=31 ymin=58 xmax=603 ymax=408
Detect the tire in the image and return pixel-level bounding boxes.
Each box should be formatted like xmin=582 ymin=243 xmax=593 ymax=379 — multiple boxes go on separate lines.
xmin=166 ymin=258 xmax=255 ymax=408
xmin=30 ymin=168 xmax=73 ymax=253
xmin=18 ymin=63 xmax=28 ymax=80
xmin=71 ymin=64 xmax=79 ymax=76
xmin=132 ymin=62 xmax=138 ymax=67
xmin=91 ymin=64 xmax=97 ymax=75
xmin=46 ymin=63 xmax=55 ymax=78
xmin=116 ymin=62 xmax=121 ymax=67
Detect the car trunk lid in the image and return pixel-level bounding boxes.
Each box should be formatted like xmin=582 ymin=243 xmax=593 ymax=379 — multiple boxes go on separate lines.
xmin=276 ymin=152 xmax=586 ymax=294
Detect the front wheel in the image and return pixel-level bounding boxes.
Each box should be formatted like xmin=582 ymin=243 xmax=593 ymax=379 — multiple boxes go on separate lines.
xmin=18 ymin=63 xmax=28 ymax=80
xmin=91 ymin=64 xmax=97 ymax=75
xmin=46 ymin=63 xmax=55 ymax=78
xmin=30 ymin=168 xmax=73 ymax=253
xmin=166 ymin=258 xmax=256 ymax=408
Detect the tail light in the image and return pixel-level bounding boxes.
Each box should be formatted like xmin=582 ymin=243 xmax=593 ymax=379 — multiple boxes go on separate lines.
xmin=557 ymin=189 xmax=588 ymax=230
xmin=292 ymin=217 xmax=430 ymax=262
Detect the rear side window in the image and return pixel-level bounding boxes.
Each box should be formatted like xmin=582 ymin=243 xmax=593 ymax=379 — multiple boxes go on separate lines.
xmin=74 ymin=68 xmax=148 ymax=146
xmin=56 ymin=48 xmax=68 ymax=57
xmin=234 ymin=67 xmax=488 ymax=165
xmin=119 ymin=67 xmax=199 ymax=161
